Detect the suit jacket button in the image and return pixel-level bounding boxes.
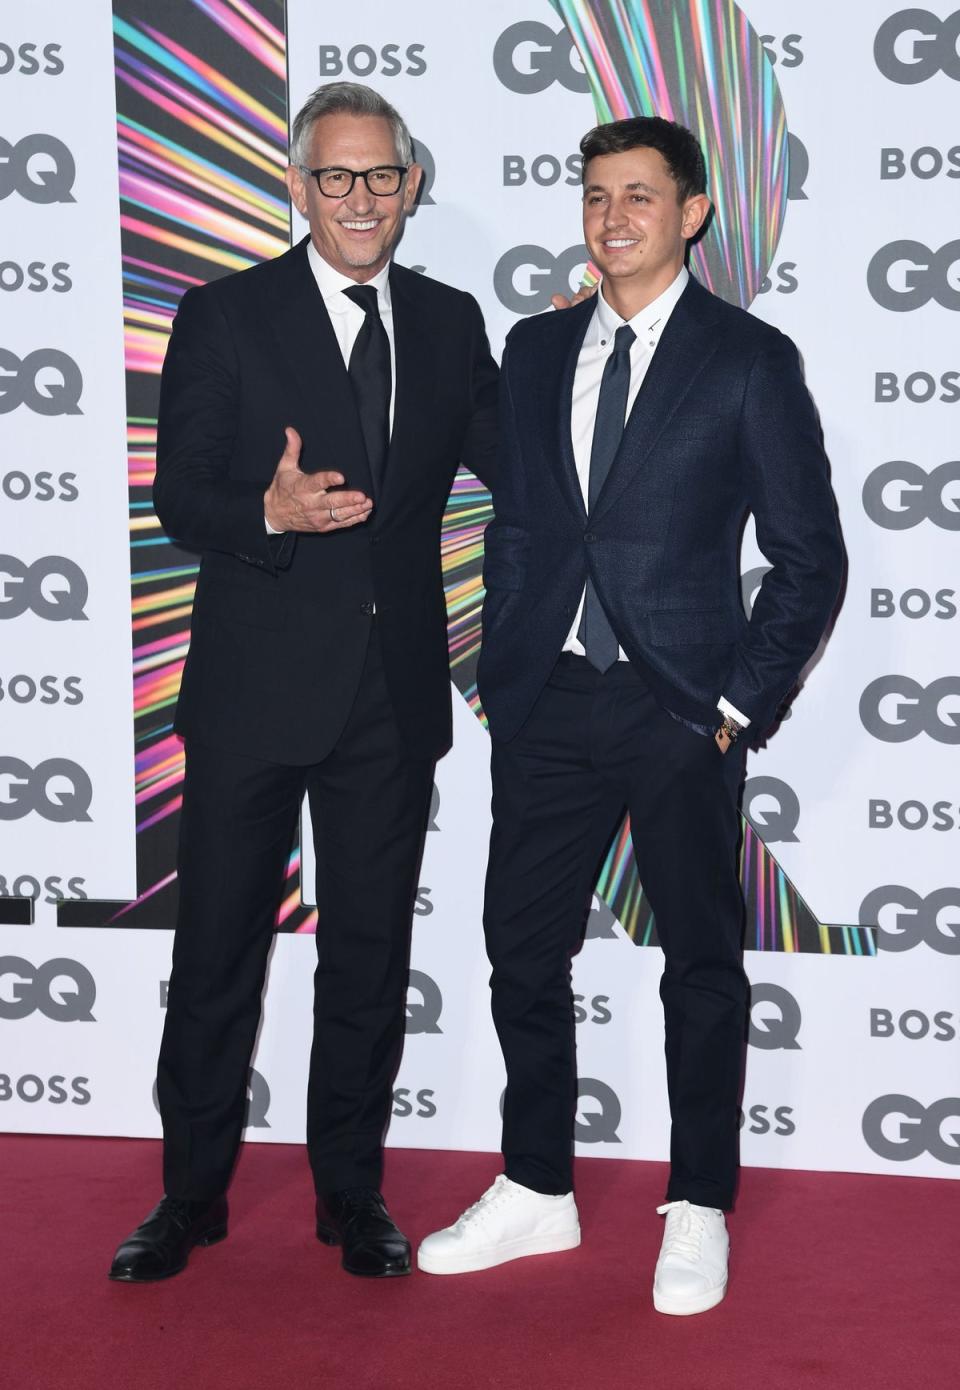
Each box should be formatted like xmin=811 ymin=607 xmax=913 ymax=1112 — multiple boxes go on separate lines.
xmin=584 ymin=532 xmax=596 ymax=543
xmin=360 ymin=601 xmax=374 ymax=616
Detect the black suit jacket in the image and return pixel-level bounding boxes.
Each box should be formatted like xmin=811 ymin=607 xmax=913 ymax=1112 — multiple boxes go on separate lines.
xmin=478 ymin=277 xmax=843 ymax=742
xmin=154 ymin=237 xmax=498 ymax=764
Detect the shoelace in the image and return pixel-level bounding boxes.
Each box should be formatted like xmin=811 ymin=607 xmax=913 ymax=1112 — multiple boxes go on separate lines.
xmin=656 ymin=1200 xmax=707 ymax=1262
xmin=454 ymin=1174 xmax=513 ymax=1229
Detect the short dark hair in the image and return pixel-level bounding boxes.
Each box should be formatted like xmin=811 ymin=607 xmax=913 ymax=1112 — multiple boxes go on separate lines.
xmin=580 ymin=116 xmax=706 ymax=203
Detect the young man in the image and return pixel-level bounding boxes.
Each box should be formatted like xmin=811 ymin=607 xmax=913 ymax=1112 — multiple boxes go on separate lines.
xmin=418 ymin=116 xmax=842 ymax=1314
xmin=109 ymin=82 xmax=498 ymax=1283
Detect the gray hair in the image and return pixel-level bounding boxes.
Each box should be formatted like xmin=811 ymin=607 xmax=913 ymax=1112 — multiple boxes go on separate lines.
xmin=289 ymin=82 xmax=414 ymax=168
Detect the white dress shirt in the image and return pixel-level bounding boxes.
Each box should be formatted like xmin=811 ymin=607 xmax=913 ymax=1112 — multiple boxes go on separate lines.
xmin=264 ymin=242 xmax=395 ymax=534
xmin=562 ymin=267 xmax=748 ymax=727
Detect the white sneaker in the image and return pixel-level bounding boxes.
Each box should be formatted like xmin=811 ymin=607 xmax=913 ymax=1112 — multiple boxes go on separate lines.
xmin=653 ymin=1200 xmax=729 ymax=1315
xmin=417 ymin=1174 xmax=580 ymax=1275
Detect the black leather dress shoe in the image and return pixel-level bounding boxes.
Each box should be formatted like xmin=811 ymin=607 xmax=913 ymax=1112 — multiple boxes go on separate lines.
xmin=109 ymin=1195 xmax=228 ymax=1282
xmin=316 ymin=1188 xmax=411 ymax=1277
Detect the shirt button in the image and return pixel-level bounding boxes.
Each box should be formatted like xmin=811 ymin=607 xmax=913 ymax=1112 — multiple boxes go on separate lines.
xmin=360 ymin=601 xmax=374 ymax=616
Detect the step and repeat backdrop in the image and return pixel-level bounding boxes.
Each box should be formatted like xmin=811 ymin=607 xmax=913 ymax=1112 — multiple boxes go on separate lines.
xmin=2 ymin=1 xmax=958 ymax=1181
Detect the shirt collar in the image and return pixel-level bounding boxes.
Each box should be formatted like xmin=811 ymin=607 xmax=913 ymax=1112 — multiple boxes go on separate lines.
xmin=594 ymin=265 xmax=688 ymax=347
xmin=306 ymin=238 xmax=392 ymax=313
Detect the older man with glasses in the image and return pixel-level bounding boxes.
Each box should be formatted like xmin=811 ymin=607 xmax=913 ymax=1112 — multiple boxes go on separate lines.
xmin=109 ymin=81 xmax=499 ymax=1284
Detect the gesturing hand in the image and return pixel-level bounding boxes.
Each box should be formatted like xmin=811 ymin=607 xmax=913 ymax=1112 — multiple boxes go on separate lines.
xmin=263 ymin=427 xmax=373 ymax=533
xmin=551 ymin=283 xmax=599 ymax=311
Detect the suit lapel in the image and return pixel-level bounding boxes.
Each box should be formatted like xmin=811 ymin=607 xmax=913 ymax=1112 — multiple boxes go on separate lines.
xmin=552 ymin=298 xmax=594 ymax=523
xmin=257 ymin=238 xmax=374 ymax=496
xmin=378 ymin=266 xmax=435 ymax=516
xmin=592 ymin=279 xmax=723 ymax=522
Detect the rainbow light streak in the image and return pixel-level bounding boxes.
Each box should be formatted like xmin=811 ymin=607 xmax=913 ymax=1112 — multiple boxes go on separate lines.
xmin=552 ymin=0 xmax=789 ymax=307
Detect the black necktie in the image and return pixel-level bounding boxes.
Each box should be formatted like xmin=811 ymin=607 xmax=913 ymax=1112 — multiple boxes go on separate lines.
xmin=343 ymin=284 xmax=391 ymax=499
xmin=577 ymin=323 xmax=636 ymax=672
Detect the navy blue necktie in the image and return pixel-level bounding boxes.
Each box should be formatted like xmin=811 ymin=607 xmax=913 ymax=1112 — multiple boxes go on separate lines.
xmin=343 ymin=284 xmax=391 ymax=499
xmin=577 ymin=323 xmax=635 ymax=671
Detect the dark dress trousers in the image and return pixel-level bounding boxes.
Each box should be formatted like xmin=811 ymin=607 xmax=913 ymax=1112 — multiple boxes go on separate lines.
xmin=153 ymin=237 xmax=497 ymax=1199
xmin=477 ymin=277 xmax=843 ymax=1208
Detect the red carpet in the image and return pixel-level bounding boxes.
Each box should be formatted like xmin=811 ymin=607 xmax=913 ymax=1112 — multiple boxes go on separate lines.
xmin=1 ymin=1136 xmax=955 ymax=1390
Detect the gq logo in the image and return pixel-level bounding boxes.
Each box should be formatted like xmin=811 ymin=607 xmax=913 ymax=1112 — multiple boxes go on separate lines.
xmin=748 ymin=983 xmax=801 ymax=1050
xmin=862 ymin=1095 xmax=960 ymax=1165
xmin=405 ymin=969 xmax=443 ymax=1034
xmin=492 ymin=21 xmax=589 ymax=94
xmin=874 ymin=10 xmax=960 ymax=83
xmin=787 ymin=133 xmax=809 ymax=200
xmin=0 ymin=956 xmax=96 ymax=1021
xmin=0 ymin=757 xmax=93 ymax=823
xmin=0 ymin=134 xmax=75 ymax=203
xmin=867 ymin=241 xmax=960 ymax=311
xmin=494 ymin=244 xmax=588 ymax=316
xmin=743 ymin=777 xmax=800 ymax=843
xmin=585 ymin=893 xmax=618 ymax=939
xmin=574 ymin=1078 xmax=621 ymax=1143
xmin=0 ymin=556 xmax=88 ymax=620
xmin=862 ymin=461 xmax=960 ymax=530
xmin=152 ymin=1066 xmax=271 ymax=1127
xmin=859 ymin=676 xmax=960 ymax=744
xmin=412 ymin=137 xmax=435 ymax=207
xmin=0 ymin=348 xmax=83 ymax=414
xmin=860 ymin=885 xmax=960 ymax=954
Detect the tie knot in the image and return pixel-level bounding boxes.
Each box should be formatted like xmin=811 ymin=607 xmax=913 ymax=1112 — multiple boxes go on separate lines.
xmin=613 ymin=324 xmax=636 ymax=353
xmin=343 ymin=283 xmax=380 ymax=317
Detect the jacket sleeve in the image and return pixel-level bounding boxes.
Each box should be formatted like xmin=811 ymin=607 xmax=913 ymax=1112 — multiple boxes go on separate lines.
xmin=457 ymin=292 xmax=500 ymax=493
xmin=721 ymin=333 xmax=844 ymax=731
xmin=153 ymin=285 xmax=292 ymax=573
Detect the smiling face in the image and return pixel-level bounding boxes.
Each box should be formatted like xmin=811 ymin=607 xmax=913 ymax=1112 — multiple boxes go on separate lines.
xmin=582 ymin=145 xmax=710 ymax=317
xmin=285 ymin=112 xmax=422 ymax=282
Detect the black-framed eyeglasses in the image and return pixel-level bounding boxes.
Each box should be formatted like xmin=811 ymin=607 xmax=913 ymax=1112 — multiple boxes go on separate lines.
xmin=299 ymin=165 xmax=408 ymax=199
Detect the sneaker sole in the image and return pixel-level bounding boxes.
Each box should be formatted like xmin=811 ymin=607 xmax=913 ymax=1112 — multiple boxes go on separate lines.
xmin=653 ymin=1277 xmax=727 ymax=1316
xmin=417 ymin=1227 xmax=581 ymax=1275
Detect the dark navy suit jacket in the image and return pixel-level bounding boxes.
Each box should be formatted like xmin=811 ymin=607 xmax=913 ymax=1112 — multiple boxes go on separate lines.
xmin=477 ymin=276 xmax=843 ymax=742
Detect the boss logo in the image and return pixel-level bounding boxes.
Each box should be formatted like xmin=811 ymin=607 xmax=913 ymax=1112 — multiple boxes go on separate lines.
xmin=153 ymin=1065 xmax=270 ymax=1127
xmin=493 ymin=244 xmax=588 ymax=316
xmin=0 ymin=756 xmax=93 ymax=823
xmin=0 ymin=347 xmax=83 ymax=415
xmin=427 ymin=781 xmax=440 ymax=830
xmin=0 ymin=133 xmax=75 ymax=202
xmin=748 ymin=983 xmax=802 ymax=1050
xmin=862 ymin=461 xmax=960 ymax=530
xmin=413 ymin=886 xmax=433 ymax=917
xmin=869 ymin=798 xmax=959 ymax=831
xmin=405 ymin=969 xmax=442 ymax=1034
xmin=862 ymin=1095 xmax=960 ymax=1165
xmin=392 ymin=1086 xmax=436 ymax=1118
xmin=1 ymin=470 xmax=78 ymax=502
xmin=574 ymin=1078 xmax=622 ymax=1143
xmin=739 ymin=1104 xmax=795 ymax=1136
xmin=787 ymin=133 xmax=808 ymax=200
xmin=881 ymin=145 xmax=960 ymax=180
xmin=0 ymin=873 xmax=87 ymax=903
xmin=871 ymin=588 xmax=956 ymax=619
xmin=743 ymin=777 xmax=800 ymax=844
xmin=0 ymin=260 xmax=71 ymax=293
xmin=0 ymin=956 xmax=95 ymax=1021
xmin=0 ymin=674 xmax=83 ymax=705
xmin=573 ymin=993 xmax=612 ymax=1025
xmin=757 ymin=262 xmax=799 ymax=295
xmin=760 ymin=34 xmax=804 ymax=67
xmin=867 ymin=240 xmax=960 ymax=311
xmin=859 ymin=676 xmax=960 ymax=744
xmin=870 ymin=1008 xmax=957 ymax=1042
xmin=502 ymin=153 xmax=582 ymax=187
xmin=0 ymin=555 xmax=88 ymax=620
xmin=316 ymin=43 xmax=426 ymax=78
xmin=860 ymin=885 xmax=960 ymax=954
xmin=875 ymin=370 xmax=960 ymax=402
xmin=874 ymin=9 xmax=960 ymax=83
xmin=0 ymin=42 xmax=64 ymax=76
xmin=0 ymin=1073 xmax=90 ymax=1105
xmin=492 ymin=21 xmax=589 ymax=94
